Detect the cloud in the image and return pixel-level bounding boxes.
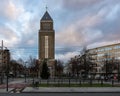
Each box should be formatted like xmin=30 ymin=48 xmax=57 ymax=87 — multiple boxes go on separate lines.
xmin=55 ymin=51 xmax=79 ymax=62
xmin=62 ymin=0 xmax=102 ymax=10
xmin=106 ymin=4 xmax=120 ymax=21
xmin=0 ymin=0 xmax=120 ymax=61
xmin=17 ymin=11 xmax=39 ymax=45
xmin=0 ymin=0 xmax=41 ymax=60
xmin=0 ymin=0 xmax=24 ymax=20
xmin=0 ymin=25 xmax=20 ymax=47
xmin=55 ymin=10 xmax=104 ymax=47
xmin=10 ymin=47 xmax=38 ymax=60
xmin=56 ymin=25 xmax=83 ymax=46
xmin=55 ymin=0 xmax=120 ymax=61
xmin=88 ymin=40 xmax=120 ymax=49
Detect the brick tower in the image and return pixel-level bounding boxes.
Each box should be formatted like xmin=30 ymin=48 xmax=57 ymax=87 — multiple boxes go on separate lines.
xmin=39 ymin=10 xmax=55 ymax=77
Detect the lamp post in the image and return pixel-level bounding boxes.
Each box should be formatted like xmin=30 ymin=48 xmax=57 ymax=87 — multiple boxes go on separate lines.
xmin=24 ymin=62 xmax=27 ymax=83
xmin=104 ymin=53 xmax=108 ymax=80
xmin=84 ymin=51 xmax=87 ymax=79
xmin=118 ymin=61 xmax=120 ymax=82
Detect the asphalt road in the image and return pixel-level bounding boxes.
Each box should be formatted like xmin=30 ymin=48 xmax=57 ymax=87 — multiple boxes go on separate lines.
xmin=0 ymin=93 xmax=120 ymax=96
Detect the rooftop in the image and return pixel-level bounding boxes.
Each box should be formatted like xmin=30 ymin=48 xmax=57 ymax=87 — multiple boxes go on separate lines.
xmin=41 ymin=11 xmax=53 ymax=21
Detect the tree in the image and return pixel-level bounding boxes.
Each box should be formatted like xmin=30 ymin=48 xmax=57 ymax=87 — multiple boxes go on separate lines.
xmin=27 ymin=56 xmax=36 ymax=67
xmin=54 ymin=60 xmax=64 ymax=77
xmin=27 ymin=56 xmax=39 ymax=77
xmin=9 ymin=59 xmax=25 ymax=77
xmin=40 ymin=60 xmax=50 ymax=79
xmin=102 ymin=55 xmax=119 ymax=76
xmin=67 ymin=46 xmax=97 ymax=78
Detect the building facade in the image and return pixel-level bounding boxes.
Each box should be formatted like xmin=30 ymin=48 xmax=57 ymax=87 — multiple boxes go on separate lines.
xmin=0 ymin=48 xmax=10 ymax=79
xmin=38 ymin=11 xmax=55 ymax=77
xmin=88 ymin=43 xmax=120 ymax=74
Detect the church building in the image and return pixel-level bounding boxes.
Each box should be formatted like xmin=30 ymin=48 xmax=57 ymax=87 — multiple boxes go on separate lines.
xmin=38 ymin=10 xmax=55 ymax=77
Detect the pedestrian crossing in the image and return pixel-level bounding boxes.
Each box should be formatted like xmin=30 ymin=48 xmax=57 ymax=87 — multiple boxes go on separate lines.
xmin=0 ymin=83 xmax=28 ymax=93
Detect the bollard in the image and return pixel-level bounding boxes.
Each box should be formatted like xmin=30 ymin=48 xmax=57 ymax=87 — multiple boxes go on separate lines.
xmin=69 ymin=78 xmax=71 ymax=87
xmin=79 ymin=79 xmax=81 ymax=86
xmin=47 ymin=79 xmax=49 ymax=86
xmin=90 ymin=79 xmax=92 ymax=86
xmin=54 ymin=77 xmax=55 ymax=82
xmin=101 ymin=79 xmax=103 ymax=86
xmin=76 ymin=78 xmax=77 ymax=84
xmin=35 ymin=81 xmax=39 ymax=87
xmin=112 ymin=80 xmax=114 ymax=87
xmin=58 ymin=79 xmax=60 ymax=87
xmin=39 ymin=79 xmax=41 ymax=85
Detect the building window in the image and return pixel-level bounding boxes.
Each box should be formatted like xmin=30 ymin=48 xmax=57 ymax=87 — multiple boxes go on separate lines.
xmin=97 ymin=54 xmax=104 ymax=57
xmin=43 ymin=23 xmax=51 ymax=30
xmin=45 ymin=36 xmax=48 ymax=58
xmin=104 ymin=47 xmax=112 ymax=51
xmin=97 ymin=48 xmax=105 ymax=52
xmin=114 ymin=45 xmax=120 ymax=49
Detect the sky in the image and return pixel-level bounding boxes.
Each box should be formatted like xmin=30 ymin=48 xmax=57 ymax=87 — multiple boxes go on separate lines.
xmin=0 ymin=0 xmax=120 ymax=62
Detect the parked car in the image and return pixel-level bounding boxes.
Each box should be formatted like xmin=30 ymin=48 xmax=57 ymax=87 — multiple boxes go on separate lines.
xmin=95 ymin=75 xmax=100 ymax=79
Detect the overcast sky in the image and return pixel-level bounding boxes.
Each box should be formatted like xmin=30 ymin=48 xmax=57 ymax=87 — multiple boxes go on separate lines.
xmin=0 ymin=0 xmax=120 ymax=61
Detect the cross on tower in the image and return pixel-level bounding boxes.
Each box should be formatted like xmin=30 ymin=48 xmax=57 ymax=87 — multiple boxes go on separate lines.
xmin=46 ymin=5 xmax=48 ymax=11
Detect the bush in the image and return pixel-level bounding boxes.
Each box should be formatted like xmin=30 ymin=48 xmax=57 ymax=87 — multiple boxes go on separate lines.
xmin=40 ymin=60 xmax=50 ymax=79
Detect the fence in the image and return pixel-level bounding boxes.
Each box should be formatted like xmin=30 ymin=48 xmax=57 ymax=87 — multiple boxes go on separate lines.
xmin=32 ymin=77 xmax=117 ymax=87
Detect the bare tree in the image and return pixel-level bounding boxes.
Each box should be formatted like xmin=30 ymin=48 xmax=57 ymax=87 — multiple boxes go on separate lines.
xmin=54 ymin=60 xmax=64 ymax=77
xmin=67 ymin=47 xmax=97 ymax=78
xmin=9 ymin=59 xmax=24 ymax=77
xmin=102 ymin=54 xmax=119 ymax=78
xmin=27 ymin=56 xmax=39 ymax=78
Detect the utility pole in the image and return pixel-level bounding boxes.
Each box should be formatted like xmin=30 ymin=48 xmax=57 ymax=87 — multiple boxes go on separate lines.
xmin=24 ymin=61 xmax=27 ymax=83
xmin=5 ymin=49 xmax=10 ymax=91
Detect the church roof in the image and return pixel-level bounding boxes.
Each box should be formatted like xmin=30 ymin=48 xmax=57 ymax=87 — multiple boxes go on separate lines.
xmin=41 ymin=11 xmax=53 ymax=21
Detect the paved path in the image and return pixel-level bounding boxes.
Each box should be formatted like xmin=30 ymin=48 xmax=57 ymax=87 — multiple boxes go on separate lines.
xmin=23 ymin=87 xmax=120 ymax=93
xmin=0 ymin=78 xmax=29 ymax=93
xmin=0 ymin=78 xmax=29 ymax=88
xmin=0 ymin=88 xmax=14 ymax=93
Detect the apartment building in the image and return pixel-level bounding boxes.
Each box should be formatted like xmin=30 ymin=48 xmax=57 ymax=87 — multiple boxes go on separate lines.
xmin=88 ymin=43 xmax=120 ymax=73
xmin=0 ymin=49 xmax=10 ymax=73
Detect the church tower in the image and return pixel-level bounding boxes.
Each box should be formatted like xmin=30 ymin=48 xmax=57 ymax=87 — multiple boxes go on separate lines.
xmin=39 ymin=10 xmax=55 ymax=77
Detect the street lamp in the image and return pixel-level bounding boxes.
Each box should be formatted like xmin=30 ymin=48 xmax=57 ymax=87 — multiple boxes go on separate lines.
xmin=104 ymin=53 xmax=109 ymax=79
xmin=24 ymin=61 xmax=27 ymax=83
xmin=118 ymin=60 xmax=120 ymax=82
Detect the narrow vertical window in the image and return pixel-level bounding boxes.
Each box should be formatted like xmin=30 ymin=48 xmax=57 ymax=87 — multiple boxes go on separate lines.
xmin=45 ymin=36 xmax=48 ymax=58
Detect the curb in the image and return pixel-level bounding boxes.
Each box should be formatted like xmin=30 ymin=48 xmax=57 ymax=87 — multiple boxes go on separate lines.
xmin=22 ymin=91 xmax=120 ymax=93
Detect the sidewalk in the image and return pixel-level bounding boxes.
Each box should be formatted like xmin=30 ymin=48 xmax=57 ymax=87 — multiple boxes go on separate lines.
xmin=0 ymin=78 xmax=29 ymax=93
xmin=23 ymin=87 xmax=120 ymax=93
xmin=0 ymin=88 xmax=14 ymax=93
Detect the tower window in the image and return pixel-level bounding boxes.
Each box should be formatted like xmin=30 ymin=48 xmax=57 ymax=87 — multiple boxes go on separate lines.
xmin=45 ymin=36 xmax=49 ymax=58
xmin=42 ymin=23 xmax=51 ymax=30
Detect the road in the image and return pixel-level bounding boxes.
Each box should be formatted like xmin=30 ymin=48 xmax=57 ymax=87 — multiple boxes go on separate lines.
xmin=0 ymin=93 xmax=120 ymax=96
